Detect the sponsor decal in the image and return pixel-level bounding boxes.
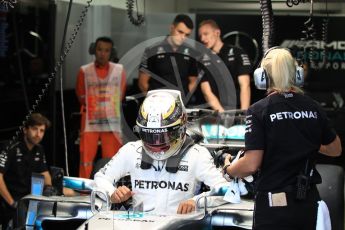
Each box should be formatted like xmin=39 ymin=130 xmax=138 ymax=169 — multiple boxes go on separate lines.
xmin=202 ymin=54 xmax=210 ymax=62
xmin=135 ymin=162 xmax=141 ymax=169
xmin=270 ymin=111 xmax=318 ymax=122
xmin=0 ymin=153 xmax=6 ymax=167
xmin=141 ymin=128 xmax=168 ymax=133
xmin=100 ymin=157 xmax=116 ymax=175
xmin=281 ymin=40 xmax=345 ymax=51
xmin=134 ymin=180 xmax=189 ymax=191
xmin=178 ymin=164 xmax=188 ymax=172
xmin=113 ymin=218 xmax=155 ymax=223
xmin=245 ymin=115 xmax=253 ymax=133
xmin=183 ymin=48 xmax=190 ymax=55
xmin=0 ymin=152 xmax=7 ymax=160
xmin=283 ymin=93 xmax=294 ymax=98
xmin=281 ymin=39 xmax=345 ymax=70
xmin=157 ymin=46 xmax=165 ymax=54
xmin=98 ymin=215 xmax=155 ymax=222
xmin=228 ymin=48 xmax=234 ymax=56
xmin=241 ymin=54 xmax=251 ymax=66
xmin=115 ymin=213 xmax=144 ymax=219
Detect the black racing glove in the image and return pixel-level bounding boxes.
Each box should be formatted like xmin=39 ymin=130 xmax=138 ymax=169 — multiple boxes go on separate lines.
xmin=43 ymin=185 xmax=59 ymax=196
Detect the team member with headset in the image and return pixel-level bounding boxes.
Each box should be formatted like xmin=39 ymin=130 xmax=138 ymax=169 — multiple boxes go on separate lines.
xmin=223 ymin=47 xmax=341 ymax=229
xmin=75 ymin=36 xmax=126 ymax=178
xmin=94 ymin=89 xmax=228 ymax=214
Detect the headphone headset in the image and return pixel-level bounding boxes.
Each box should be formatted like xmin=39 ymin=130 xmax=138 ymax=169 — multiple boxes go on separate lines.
xmin=253 ymin=46 xmax=304 ymax=90
xmin=88 ymin=38 xmax=118 ymax=62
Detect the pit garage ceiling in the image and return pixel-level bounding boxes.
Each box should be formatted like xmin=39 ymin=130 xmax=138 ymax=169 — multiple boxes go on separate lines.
xmin=184 ymin=0 xmax=345 ymax=14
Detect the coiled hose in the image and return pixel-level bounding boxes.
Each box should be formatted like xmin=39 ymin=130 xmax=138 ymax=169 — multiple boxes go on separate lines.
xmin=126 ymin=0 xmax=145 ymax=26
xmin=260 ymin=0 xmax=275 ymax=54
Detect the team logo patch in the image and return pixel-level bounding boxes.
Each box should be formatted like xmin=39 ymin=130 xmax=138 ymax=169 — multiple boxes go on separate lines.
xmin=157 ymin=46 xmax=165 ymax=54
xmin=178 ymin=164 xmax=188 ymax=172
xmin=202 ymin=54 xmax=210 ymax=61
xmin=228 ymin=48 xmax=234 ymax=56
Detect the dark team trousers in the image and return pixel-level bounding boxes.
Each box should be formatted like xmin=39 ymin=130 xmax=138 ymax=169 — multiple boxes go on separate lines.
xmin=253 ymin=186 xmax=320 ymax=230
xmin=0 ymin=198 xmax=16 ymax=229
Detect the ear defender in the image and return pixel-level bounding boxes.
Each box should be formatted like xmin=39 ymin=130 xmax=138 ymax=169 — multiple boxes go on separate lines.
xmin=88 ymin=41 xmax=118 ymax=61
xmin=253 ymin=47 xmax=304 ymax=90
xmin=88 ymin=42 xmax=96 ymax=55
xmin=295 ymin=65 xmax=304 ymax=86
xmin=253 ymin=67 xmax=269 ymax=90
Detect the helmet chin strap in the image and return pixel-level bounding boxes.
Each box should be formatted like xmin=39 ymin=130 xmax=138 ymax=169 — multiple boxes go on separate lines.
xmin=140 ymin=136 xmax=194 ymax=173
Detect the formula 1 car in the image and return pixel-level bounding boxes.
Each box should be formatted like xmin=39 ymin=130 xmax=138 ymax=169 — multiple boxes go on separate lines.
xmin=77 ymin=187 xmax=255 ymax=230
xmin=16 ymin=176 xmax=255 ymax=230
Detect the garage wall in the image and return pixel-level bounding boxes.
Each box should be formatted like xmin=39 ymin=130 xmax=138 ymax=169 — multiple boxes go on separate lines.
xmin=55 ymin=0 xmax=195 ymax=89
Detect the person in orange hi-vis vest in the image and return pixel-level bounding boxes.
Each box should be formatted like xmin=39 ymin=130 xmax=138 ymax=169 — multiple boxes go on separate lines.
xmin=75 ymin=36 xmax=126 ymax=178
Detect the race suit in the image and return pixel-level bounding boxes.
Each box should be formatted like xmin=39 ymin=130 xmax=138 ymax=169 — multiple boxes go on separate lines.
xmin=94 ymin=140 xmax=228 ymax=214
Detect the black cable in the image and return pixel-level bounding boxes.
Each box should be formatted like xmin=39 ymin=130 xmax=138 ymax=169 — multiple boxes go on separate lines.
xmin=260 ymin=0 xmax=275 ymax=54
xmin=320 ymin=0 xmax=329 ymax=68
xmin=56 ymin=0 xmax=74 ymax=176
xmin=126 ymin=0 xmax=145 ymax=26
xmin=300 ymin=0 xmax=317 ymax=68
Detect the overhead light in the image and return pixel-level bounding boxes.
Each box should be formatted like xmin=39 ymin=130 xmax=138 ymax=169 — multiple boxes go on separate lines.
xmin=29 ymin=31 xmax=43 ymax=41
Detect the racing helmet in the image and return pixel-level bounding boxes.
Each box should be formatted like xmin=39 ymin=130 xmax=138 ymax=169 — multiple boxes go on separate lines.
xmin=136 ymin=89 xmax=187 ymax=161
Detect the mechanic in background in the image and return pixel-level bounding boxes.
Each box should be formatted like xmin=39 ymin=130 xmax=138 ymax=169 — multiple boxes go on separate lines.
xmin=75 ymin=36 xmax=126 ymax=179
xmin=198 ymin=19 xmax=252 ymax=111
xmin=223 ymin=48 xmax=342 ymax=229
xmin=138 ymin=14 xmax=198 ymax=103
xmin=0 ymin=113 xmax=52 ymax=229
xmin=0 ymin=113 xmax=75 ymax=229
xmin=94 ymin=89 xmax=228 ymax=214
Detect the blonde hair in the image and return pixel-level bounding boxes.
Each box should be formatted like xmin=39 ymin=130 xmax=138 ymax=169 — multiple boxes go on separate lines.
xmin=261 ymin=48 xmax=303 ymax=94
xmin=199 ymin=19 xmax=220 ymax=30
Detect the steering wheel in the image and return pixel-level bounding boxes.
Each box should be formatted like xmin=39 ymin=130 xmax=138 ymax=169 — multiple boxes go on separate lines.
xmin=222 ymin=31 xmax=260 ymax=66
